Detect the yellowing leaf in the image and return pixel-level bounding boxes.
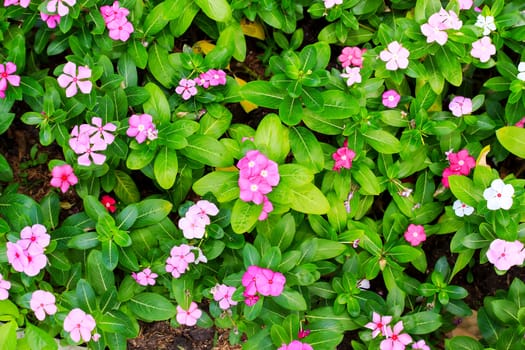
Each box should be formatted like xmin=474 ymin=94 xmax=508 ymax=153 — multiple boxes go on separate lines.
xmin=235 ymin=77 xmax=258 ymax=113
xmin=193 ymin=40 xmax=216 ymax=55
xmin=476 ymin=145 xmax=491 ymax=167
xmin=241 ymin=19 xmax=265 ymax=40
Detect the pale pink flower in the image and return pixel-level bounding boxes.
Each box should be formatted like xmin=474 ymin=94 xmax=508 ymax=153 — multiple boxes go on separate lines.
xmin=0 ymin=62 xmax=20 ymax=96
xmin=256 ymin=268 xmax=286 ymax=297
xmin=176 ymin=302 xmax=202 ymax=326
xmin=475 ymin=15 xmax=496 ymax=36
xmin=69 ymin=124 xmax=94 ymax=154
xmin=471 ymin=36 xmax=496 ymax=63
xmin=107 ymin=17 xmax=134 ymax=41
xmin=24 ymin=248 xmax=47 ymax=276
xmin=412 ymin=339 xmax=431 ymax=350
xmin=448 ymin=96 xmax=472 ymax=117
xmin=92 ymin=333 xmax=101 ymax=342
xmin=421 ymin=16 xmax=448 ymax=46
xmin=382 ymin=90 xmax=401 ymax=108
xmin=340 ymin=66 xmax=362 ymax=86
xmin=57 ymin=62 xmax=92 ymax=98
xmin=50 ymin=164 xmax=78 ymax=193
xmin=178 ymin=214 xmax=207 ymax=239
xmin=47 ymin=0 xmax=76 ymax=17
xmin=18 ymin=224 xmax=50 ymax=251
xmin=4 ymin=0 xmax=30 ymax=7
xmin=338 ymin=47 xmax=365 ymax=68
xmin=90 ymin=117 xmax=116 ymax=145
xmin=365 ymin=312 xmax=392 ymax=338
xmin=194 ymin=200 xmax=219 ymax=216
xmin=323 ymin=0 xmax=342 ymax=9
xmin=486 ymin=239 xmax=525 ymax=271
xmin=127 ymin=113 xmax=157 ymax=144
xmin=437 ymin=8 xmax=462 ymax=30
xmin=458 ymin=0 xmax=472 ymax=10
xmin=404 ymin=224 xmax=426 ymax=246
xmin=0 ymin=273 xmax=11 ymax=300
xmin=100 ymin=1 xmax=129 ymax=24
xmin=63 ymin=308 xmax=96 ymax=343
xmin=380 ymin=321 xmax=413 ymax=350
xmin=165 ymin=244 xmax=196 ymax=278
xmin=176 ymin=78 xmax=198 ymax=100
xmin=379 ymin=41 xmax=410 ymax=71
xmin=40 ymin=12 xmax=61 ymax=28
xmin=212 ymin=284 xmax=238 ymax=310
xmin=277 ymin=340 xmax=314 ymax=350
xmin=132 ymin=268 xmax=158 ymax=286
xmin=332 ymin=140 xmax=356 ymax=171
xmin=483 ymin=179 xmax=514 ymax=210
xmin=453 ymin=199 xmax=474 ymax=217
xmin=30 ymin=290 xmax=57 ymax=321
xmin=6 ymin=242 xmax=28 ymax=273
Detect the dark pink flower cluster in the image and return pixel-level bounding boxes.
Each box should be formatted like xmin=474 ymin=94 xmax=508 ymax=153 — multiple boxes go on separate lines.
xmin=332 ymin=139 xmax=356 ymax=171
xmin=100 ymin=1 xmax=134 ymax=42
xmin=6 ymin=224 xmax=50 ymax=277
xmin=69 ymin=117 xmax=116 ymax=166
xmin=0 ymin=62 xmax=20 ymax=99
xmin=175 ymin=69 xmax=227 ymax=100
xmin=241 ymin=265 xmax=286 ymax=306
xmin=237 ymin=150 xmax=280 ymax=220
xmin=441 ymin=149 xmax=476 ymax=187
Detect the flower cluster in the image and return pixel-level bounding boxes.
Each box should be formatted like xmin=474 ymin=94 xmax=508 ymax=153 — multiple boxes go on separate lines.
xmin=63 ymin=308 xmax=98 ymax=343
xmin=277 ymin=340 xmax=313 ymax=350
xmin=242 ymin=265 xmax=286 ymax=305
xmin=441 ymin=149 xmax=475 ymax=187
xmin=338 ymin=46 xmax=366 ymax=86
xmin=132 ymin=268 xmax=158 ymax=286
xmin=483 ymin=178 xmax=514 ymax=210
xmin=486 ymin=239 xmax=525 ymax=271
xmin=332 ymin=139 xmax=356 ymax=172
xmin=365 ymin=313 xmax=416 ymax=350
xmin=6 ymin=224 xmax=50 ymax=277
xmin=420 ymin=8 xmax=462 ymax=46
xmin=237 ymin=150 xmax=280 ymax=220
xmin=176 ymin=301 xmax=202 ymax=326
xmin=30 ymin=290 xmax=57 ymax=321
xmin=57 ymin=62 xmax=92 ymax=98
xmin=165 ymin=244 xmax=207 ymax=278
xmin=101 ymin=1 xmax=134 ymax=41
xmin=0 ymin=273 xmax=11 ymax=300
xmin=404 ymin=224 xmax=426 ymax=247
xmin=211 ymin=284 xmax=238 ymax=310
xmin=50 ymin=164 xmax=78 ymax=193
xmin=0 ymin=62 xmax=20 ymax=99
xmin=175 ymin=69 xmax=228 ymax=100
xmin=178 ymin=200 xmax=219 ymax=239
xmin=127 ymin=113 xmax=158 ymax=144
xmin=69 ymin=117 xmax=116 ymax=166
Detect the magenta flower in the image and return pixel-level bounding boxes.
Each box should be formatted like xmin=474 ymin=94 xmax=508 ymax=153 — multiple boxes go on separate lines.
xmin=132 ymin=268 xmax=158 ymax=286
xmin=332 ymin=140 xmax=356 ymax=172
xmin=197 ymin=69 xmax=227 ymax=88
xmin=379 ymin=41 xmax=410 ymax=71
xmin=338 ymin=46 xmax=366 ymax=68
xmin=100 ymin=1 xmax=129 ymax=24
xmin=63 ymin=308 xmax=96 ymax=343
xmin=365 ymin=312 xmax=392 ymax=338
xmin=404 ymin=224 xmax=426 ymax=246
xmin=239 ymin=177 xmax=272 ymax=205
xmin=243 ymin=291 xmax=260 ymax=306
xmin=30 ymin=290 xmax=57 ymax=321
xmin=382 ymin=90 xmax=401 ymax=108
xmin=277 ymin=340 xmax=314 ymax=350
xmin=242 ymin=265 xmax=263 ymax=296
xmin=380 ymin=321 xmax=413 ymax=350
xmin=256 ymin=268 xmax=286 ymax=297
xmin=412 ymin=339 xmax=431 ymax=350
xmin=107 ymin=17 xmax=134 ymax=41
xmin=165 ymin=244 xmax=196 ymax=278
xmin=486 ymin=239 xmax=525 ymax=271
xmin=18 ymin=224 xmax=50 ymax=252
xmin=258 ymin=196 xmax=274 ymax=221
xmin=175 ymin=78 xmax=198 ymax=100
xmin=447 ymin=149 xmax=475 ymax=175
xmin=50 ymin=164 xmax=78 ymax=193
xmin=298 ymin=328 xmax=311 ymax=339
xmin=176 ymin=302 xmax=202 ymax=326
xmin=4 ymin=0 xmax=30 ymax=7
xmin=0 ymin=273 xmax=11 ymax=300
xmin=47 ymin=0 xmax=76 ymax=17
xmin=57 ymin=62 xmax=92 ymax=98
xmin=127 ymin=113 xmax=157 ymax=144
xmin=211 ymin=284 xmax=238 ymax=310
xmin=40 ymin=12 xmax=61 ymax=28
xmin=515 ymin=116 xmax=525 ymax=128
xmin=0 ymin=62 xmax=20 ymax=98
xmin=340 ymin=66 xmax=362 ymax=86
xmin=448 ymin=96 xmax=472 ymax=117
xmin=471 ymin=36 xmax=496 ymax=63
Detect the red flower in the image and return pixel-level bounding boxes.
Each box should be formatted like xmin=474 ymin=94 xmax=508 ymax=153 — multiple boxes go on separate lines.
xmin=101 ymin=195 xmax=116 ymax=213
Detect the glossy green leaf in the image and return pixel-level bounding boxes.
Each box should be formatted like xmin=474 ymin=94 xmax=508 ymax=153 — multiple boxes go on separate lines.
xmin=362 ymin=129 xmax=401 ymax=154
xmin=113 ymin=170 xmax=140 ymax=205
xmin=289 ymin=126 xmax=324 ymax=173
xmin=273 ymin=288 xmax=307 ymax=311
xmin=128 ymin=293 xmax=177 ymax=322
xmin=154 ymin=147 xmax=178 ymax=190
xmin=496 ymin=126 xmax=525 ymax=159
xmin=194 ymin=0 xmax=232 ymax=22
xmin=289 ymin=183 xmax=330 ymax=214
xmin=231 ymin=199 xmax=262 ymax=234
xmin=180 ymin=134 xmax=233 ymax=167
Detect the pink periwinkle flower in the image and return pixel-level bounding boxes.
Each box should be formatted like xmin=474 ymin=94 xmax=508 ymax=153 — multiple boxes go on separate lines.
xmin=176 ymin=302 xmax=202 ymax=326
xmin=127 ymin=113 xmax=157 ymax=144
xmin=379 ymin=41 xmax=410 ymax=71
xmin=340 ymin=66 xmax=362 ymax=87
xmin=242 ymin=265 xmax=286 ymax=298
xmin=338 ymin=46 xmax=366 ymax=68
xmin=486 ymin=239 xmax=525 ymax=271
xmin=40 ymin=12 xmax=61 ymax=28
xmin=380 ymin=321 xmax=413 ymax=350
xmin=18 ymin=224 xmax=50 ymax=252
xmin=211 ymin=284 xmax=238 ymax=310
xmin=197 ymin=69 xmax=227 ymax=88
xmin=90 ymin=117 xmax=117 ymax=145
xmin=277 ymin=340 xmax=314 ymax=350
xmin=515 ymin=116 xmax=525 ymax=127
xmin=100 ymin=1 xmax=129 ymax=24
xmin=6 ymin=242 xmax=29 ymax=273
xmin=243 ymin=291 xmax=260 ymax=306
xmin=179 ymin=200 xmax=219 ymax=239
xmin=63 ymin=308 xmax=96 ymax=343
xmin=447 ymin=149 xmax=475 ymax=175
xmin=50 ymin=164 xmax=78 ymax=193
xmin=412 ymin=339 xmax=431 ymax=350
xmin=323 ymin=0 xmax=342 ymax=9
xmin=107 ymin=16 xmax=134 ymax=42
xmin=458 ymin=0 xmax=472 ymax=10
xmin=69 ymin=119 xmax=114 ymax=166
xmin=30 ymin=290 xmax=57 ymax=321
xmin=382 ymin=90 xmax=401 ymax=108
xmin=7 ymin=239 xmax=47 ymax=277
xmin=258 ymin=196 xmax=274 ymax=221
xmin=165 ymin=244 xmax=196 ymax=278
xmin=471 ymin=36 xmax=496 ymax=63
xmin=365 ymin=312 xmax=393 ymax=338
xmin=132 ymin=268 xmax=158 ymax=286
xmin=57 ymin=62 xmax=92 ymax=98
xmin=241 ymin=265 xmax=262 ymax=296
xmin=404 ymin=224 xmax=426 ymax=246
xmin=332 ymin=140 xmax=356 ymax=172
xmin=448 ymin=96 xmax=472 ymax=117
xmin=4 ymin=0 xmax=30 ymax=7
xmin=0 ymin=62 xmax=20 ymax=98
xmin=176 ymin=78 xmax=198 ymax=100
xmin=0 ymin=273 xmax=11 ymax=300
xmin=47 ymin=0 xmax=76 ymax=17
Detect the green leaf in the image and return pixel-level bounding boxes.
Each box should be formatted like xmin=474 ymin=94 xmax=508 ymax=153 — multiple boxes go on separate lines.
xmin=289 ymin=127 xmax=324 ymax=173
xmin=87 ymin=250 xmax=115 ymax=295
xmin=154 ymin=147 xmax=178 ymax=189
xmin=0 ymin=321 xmax=17 ymax=350
xmin=254 ymin=114 xmax=290 ymax=164
xmin=448 ymin=175 xmax=483 ymax=207
xmin=444 ymin=336 xmax=484 ymax=350
xmin=273 ymin=288 xmax=307 ymax=311
xmin=76 ymin=279 xmax=97 ymax=314
xmin=113 ymin=170 xmax=140 ymax=205
xmin=67 ymin=232 xmax=99 ymax=250
xmin=148 ymin=44 xmax=176 ymax=88
xmin=143 ymin=3 xmax=170 ymax=36
xmin=388 ymin=245 xmax=421 ymax=263
xmin=143 ymin=82 xmax=171 ymax=125
xmin=102 ymin=240 xmax=119 ymax=270
xmin=289 ymin=183 xmax=330 ymax=214
xmin=128 ymin=40 xmax=148 ymax=69
xmin=496 ymin=126 xmax=525 ymax=158
xmin=311 ymin=238 xmax=346 ymax=261
xmin=279 ymin=95 xmax=303 ymax=126
xmin=353 ymin=165 xmax=381 ymax=195
xmin=25 ymin=322 xmax=57 ymax=350
xmin=98 ymin=310 xmax=138 ymax=338
xmin=194 ymin=0 xmax=232 ymax=22
xmin=0 ymin=154 xmax=13 ymax=182
xmin=402 ymin=311 xmax=442 ymax=334
xmin=436 ymin=46 xmax=462 ymax=86
xmin=321 ymin=90 xmax=360 ymax=118
xmin=193 ymin=171 xmax=239 ymax=202
xmin=131 ymin=199 xmax=173 ymax=229
xmin=488 ymin=299 xmax=519 ymax=324
xmin=278 ymin=164 xmax=314 ymax=188
xmin=231 ymin=199 xmax=262 ymax=234
xmin=240 ymin=81 xmax=285 ymax=108
xmin=362 ymin=129 xmax=401 ymax=154
xmin=270 ymin=324 xmax=290 ymax=348
xmin=180 ymin=134 xmax=233 ymax=167
xmin=128 ymin=293 xmax=177 ymax=322
xmin=477 ymin=307 xmax=500 ymax=343
xmin=243 ymin=243 xmax=261 ymax=267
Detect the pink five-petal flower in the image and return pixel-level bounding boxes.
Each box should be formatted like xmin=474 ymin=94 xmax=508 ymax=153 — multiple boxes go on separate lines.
xmin=382 ymin=90 xmax=401 ymax=108
xmin=365 ymin=312 xmax=393 ymax=338
xmin=18 ymin=224 xmax=50 ymax=251
xmin=6 ymin=242 xmax=28 ymax=272
xmin=57 ymin=62 xmax=92 ymax=98
xmin=256 ymin=268 xmax=286 ymax=297
xmin=63 ymin=308 xmax=96 ymax=343
xmin=486 ymin=239 xmax=525 ymax=271
xmin=50 ymin=164 xmax=78 ymax=193
xmin=212 ymin=284 xmax=238 ymax=310
xmin=133 ymin=268 xmax=158 ymax=286
xmin=421 ymin=22 xmax=448 ymax=45
xmin=207 ymin=69 xmax=227 ymax=86
xmin=40 ymin=12 xmax=61 ymax=28
xmin=30 ymin=290 xmax=57 ymax=321
xmin=447 ymin=149 xmax=475 ymax=175
xmin=380 ymin=321 xmax=413 ymax=350
xmin=242 ymin=265 xmax=263 ymax=296
xmin=107 ymin=17 xmax=134 ymax=41
xmin=90 ymin=117 xmax=116 ymax=145
xmin=24 ymin=248 xmax=47 ymax=276
xmin=0 ymin=62 xmax=20 ymax=94
xmin=340 ymin=66 xmax=362 ymax=86
xmin=47 ymin=0 xmax=76 ymax=17
xmin=238 ymin=177 xmax=271 ymax=205
xmin=338 ymin=46 xmax=365 ymax=68
xmin=175 ymin=78 xmax=198 ymax=100
xmin=0 ymin=273 xmax=11 ymax=300
xmin=448 ymin=96 xmax=472 ymax=117
xmin=127 ymin=113 xmax=156 ymax=144
xmin=412 ymin=339 xmax=431 ymax=350
xmin=404 ymin=224 xmax=426 ymax=246
xmin=380 ymin=41 xmax=410 ymax=71
xmin=176 ymin=302 xmax=202 ymax=326
xmin=278 ymin=340 xmax=314 ymax=350
xmin=4 ymin=0 xmax=30 ymax=7
xmin=165 ymin=244 xmax=195 ymax=278
xmin=77 ymin=138 xmax=107 ymax=166
xmin=483 ymin=179 xmax=514 ymax=210
xmin=178 ymin=214 xmax=207 ymax=239
xmin=100 ymin=1 xmax=129 ymax=24
xmin=471 ymin=36 xmax=496 ymax=63
xmin=258 ymin=196 xmax=274 ymax=221
xmin=243 ymin=291 xmax=259 ymax=306
xmin=332 ymin=143 xmax=356 ymax=172
xmin=194 ymin=200 xmax=219 ymax=216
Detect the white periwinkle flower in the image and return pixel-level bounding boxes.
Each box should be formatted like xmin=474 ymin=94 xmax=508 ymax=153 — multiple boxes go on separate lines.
xmin=517 ymin=62 xmax=525 ymax=82
xmin=483 ymin=179 xmax=514 ymax=210
xmin=453 ymin=199 xmax=474 ymax=217
xmin=475 ymin=15 xmax=496 ymax=36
